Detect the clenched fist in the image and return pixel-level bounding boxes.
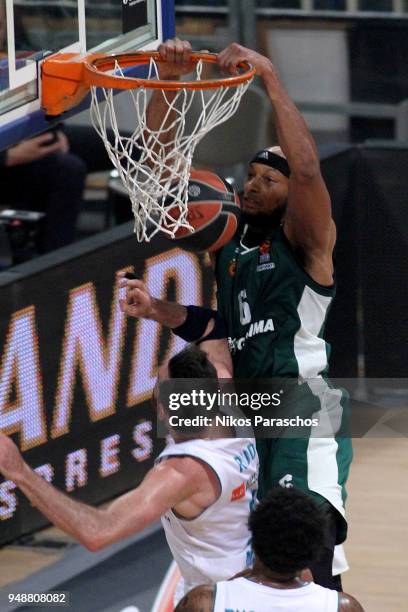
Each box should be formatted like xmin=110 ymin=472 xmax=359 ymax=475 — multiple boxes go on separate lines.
xmin=117 ymin=272 xmax=157 ymax=320
xmin=157 ymin=37 xmax=195 ymax=79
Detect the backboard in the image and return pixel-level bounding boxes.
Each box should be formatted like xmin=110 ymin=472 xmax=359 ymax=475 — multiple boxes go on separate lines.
xmin=0 ymin=0 xmax=175 ymax=150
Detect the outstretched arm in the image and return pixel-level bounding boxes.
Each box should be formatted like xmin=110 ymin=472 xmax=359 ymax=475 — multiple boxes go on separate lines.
xmin=145 ymin=38 xmax=194 ymax=132
xmin=144 ymin=38 xmax=194 ymax=159
xmin=118 ymin=274 xmax=232 ymax=377
xmin=0 ymin=433 xmax=199 ymax=551
xmin=118 ymin=273 xmax=188 ymax=327
xmin=218 ymin=44 xmax=335 ymax=284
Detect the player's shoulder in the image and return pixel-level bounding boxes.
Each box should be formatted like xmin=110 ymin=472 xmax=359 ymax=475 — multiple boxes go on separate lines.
xmin=157 ymin=452 xmax=216 ymax=484
xmin=339 ymin=591 xmax=365 ymax=611
xmin=157 ymin=453 xmax=203 ymax=474
xmin=174 ymin=584 xmax=215 ymax=611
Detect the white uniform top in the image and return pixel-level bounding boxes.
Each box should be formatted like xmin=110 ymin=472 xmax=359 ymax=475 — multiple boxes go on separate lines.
xmin=214 ymin=577 xmax=339 ymax=612
xmin=156 ymin=437 xmax=258 ymax=598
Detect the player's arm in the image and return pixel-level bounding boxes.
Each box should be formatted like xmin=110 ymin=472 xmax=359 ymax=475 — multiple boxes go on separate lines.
xmin=339 ymin=592 xmax=365 ymax=611
xmin=4 ymin=133 xmax=66 ymax=166
xmin=0 ymin=433 xmax=199 ymax=551
xmin=218 ymin=44 xmax=334 ymax=280
xmin=118 ymin=274 xmax=232 ymax=376
xmin=145 ymin=38 xmax=194 ymax=154
xmin=174 ymin=585 xmax=215 ymax=612
xmin=118 ymin=274 xmax=187 ymax=327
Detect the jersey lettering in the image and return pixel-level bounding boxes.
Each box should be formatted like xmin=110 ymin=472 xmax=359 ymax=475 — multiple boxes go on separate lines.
xmin=228 ymin=318 xmax=275 ymax=354
xmin=234 ymin=443 xmax=257 ymax=472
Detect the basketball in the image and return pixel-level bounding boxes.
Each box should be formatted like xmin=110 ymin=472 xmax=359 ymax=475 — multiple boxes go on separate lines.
xmin=166 ymin=169 xmax=241 ymax=253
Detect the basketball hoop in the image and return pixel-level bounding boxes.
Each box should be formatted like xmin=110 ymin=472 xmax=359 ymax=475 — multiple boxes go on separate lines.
xmin=41 ymin=51 xmax=255 ymax=241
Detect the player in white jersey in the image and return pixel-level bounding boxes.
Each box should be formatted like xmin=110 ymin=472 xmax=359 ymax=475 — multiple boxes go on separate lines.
xmin=175 ymin=487 xmax=364 ymax=612
xmin=0 ymin=340 xmax=257 ymax=604
xmin=154 ymin=344 xmax=258 ymax=601
xmin=157 ymin=436 xmax=257 ymax=599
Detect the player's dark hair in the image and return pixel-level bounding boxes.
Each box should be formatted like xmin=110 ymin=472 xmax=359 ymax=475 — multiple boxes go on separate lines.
xmin=249 ymin=487 xmax=326 ymax=574
xmin=168 ymin=344 xmax=217 ymax=380
xmin=161 ymin=345 xmax=219 ymax=431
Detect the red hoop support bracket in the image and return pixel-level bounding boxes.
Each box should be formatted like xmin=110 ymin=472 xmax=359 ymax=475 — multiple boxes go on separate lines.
xmin=41 ymin=51 xmax=256 ymax=116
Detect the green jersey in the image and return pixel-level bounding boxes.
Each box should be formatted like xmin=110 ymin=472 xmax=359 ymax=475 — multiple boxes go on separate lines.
xmin=216 ymin=224 xmax=335 ymax=378
xmin=216 ymin=224 xmax=352 ymax=546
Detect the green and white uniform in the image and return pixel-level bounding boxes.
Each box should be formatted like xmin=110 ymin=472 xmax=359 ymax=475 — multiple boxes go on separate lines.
xmin=216 ymin=224 xmax=352 ymax=544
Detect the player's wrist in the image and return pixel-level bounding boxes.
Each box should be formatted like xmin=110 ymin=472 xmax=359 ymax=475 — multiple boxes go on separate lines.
xmin=157 ymin=67 xmax=182 ymax=80
xmin=172 ymin=306 xmax=226 ymax=341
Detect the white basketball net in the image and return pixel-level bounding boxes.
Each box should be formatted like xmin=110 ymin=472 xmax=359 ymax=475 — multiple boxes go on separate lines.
xmin=89 ymin=57 xmax=252 ymax=241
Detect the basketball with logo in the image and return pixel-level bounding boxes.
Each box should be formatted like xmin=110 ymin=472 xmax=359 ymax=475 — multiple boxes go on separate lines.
xmin=165 ymin=169 xmax=241 ymax=253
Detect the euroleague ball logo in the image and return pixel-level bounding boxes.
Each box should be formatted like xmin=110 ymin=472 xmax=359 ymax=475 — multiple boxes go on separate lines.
xmin=188 ymin=184 xmax=201 ymax=198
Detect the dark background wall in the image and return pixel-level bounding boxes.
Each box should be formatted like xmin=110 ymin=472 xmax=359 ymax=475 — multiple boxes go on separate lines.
xmin=348 ymin=21 xmax=408 ymax=141
xmin=322 ymin=144 xmax=408 ymax=378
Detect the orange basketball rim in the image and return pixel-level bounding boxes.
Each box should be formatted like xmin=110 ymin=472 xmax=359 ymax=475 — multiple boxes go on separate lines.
xmin=41 ymin=51 xmax=255 ymax=116
xmin=40 ymin=50 xmax=255 ymax=242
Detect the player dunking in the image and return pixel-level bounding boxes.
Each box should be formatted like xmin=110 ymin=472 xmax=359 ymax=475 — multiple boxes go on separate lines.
xmin=120 ymin=38 xmax=353 ymax=590
xmin=175 ymin=488 xmax=364 ymax=612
